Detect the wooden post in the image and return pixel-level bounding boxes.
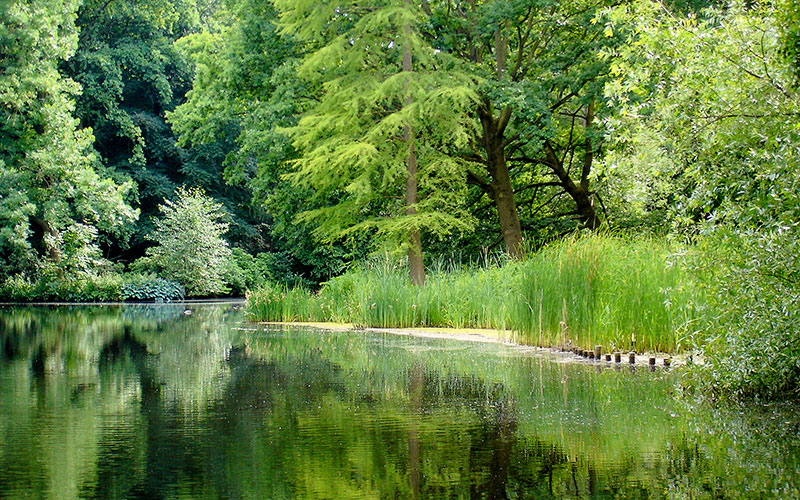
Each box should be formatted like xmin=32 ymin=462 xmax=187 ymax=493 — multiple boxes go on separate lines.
xmin=594 ymin=345 xmax=602 ymax=359
xmin=628 ymin=351 xmax=636 ymax=364
xmin=648 ymin=357 xmax=656 ymax=366
xmin=614 ymin=352 xmax=621 ymax=363
xmin=605 ymin=354 xmax=611 ymax=362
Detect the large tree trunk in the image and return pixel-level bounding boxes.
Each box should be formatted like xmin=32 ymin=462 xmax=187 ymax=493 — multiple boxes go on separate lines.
xmin=403 ymin=5 xmax=425 ymax=286
xmin=33 ymin=216 xmax=62 ymax=265
xmin=405 ymin=138 xmax=425 ymax=286
xmin=489 ymin=150 xmax=524 ymax=259
xmin=478 ymin=103 xmax=524 ymax=259
xmin=472 ymin=31 xmax=524 ymax=259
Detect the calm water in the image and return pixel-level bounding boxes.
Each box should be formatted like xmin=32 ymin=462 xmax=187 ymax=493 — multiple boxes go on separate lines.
xmin=1 ymin=304 xmax=799 ymax=499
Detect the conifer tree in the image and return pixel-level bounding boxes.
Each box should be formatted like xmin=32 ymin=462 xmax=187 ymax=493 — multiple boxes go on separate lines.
xmin=275 ymin=0 xmax=478 ymax=285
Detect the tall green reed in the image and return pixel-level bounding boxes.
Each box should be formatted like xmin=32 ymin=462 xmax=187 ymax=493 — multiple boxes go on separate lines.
xmin=246 ymin=234 xmax=698 ymax=353
xmin=508 ymin=233 xmax=695 ymax=352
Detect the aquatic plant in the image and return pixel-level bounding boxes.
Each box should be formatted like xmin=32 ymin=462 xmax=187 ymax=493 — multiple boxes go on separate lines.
xmin=247 ymin=234 xmax=698 ymax=353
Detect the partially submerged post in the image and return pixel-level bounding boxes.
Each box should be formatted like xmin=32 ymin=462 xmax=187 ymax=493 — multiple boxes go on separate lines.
xmin=628 ymin=351 xmax=636 ymax=364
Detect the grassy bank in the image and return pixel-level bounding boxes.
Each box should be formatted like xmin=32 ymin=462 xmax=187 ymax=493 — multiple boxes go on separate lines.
xmin=247 ymin=234 xmax=699 ymax=353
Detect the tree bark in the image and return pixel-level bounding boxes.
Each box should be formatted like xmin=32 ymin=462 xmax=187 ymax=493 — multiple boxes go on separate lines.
xmin=403 ymin=3 xmax=425 ymax=286
xmin=32 ymin=216 xmax=62 ymax=264
xmin=543 ymin=140 xmax=601 ymax=230
xmin=478 ymin=102 xmax=524 ymax=259
xmin=406 ymin=136 xmax=425 ymax=286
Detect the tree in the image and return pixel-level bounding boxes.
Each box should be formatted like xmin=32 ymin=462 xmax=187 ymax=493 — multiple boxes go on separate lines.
xmin=274 ymin=0 xmax=478 ymax=284
xmin=139 ymin=187 xmax=232 ymax=296
xmin=424 ymin=0 xmax=620 ymax=256
xmin=60 ymin=0 xmax=265 ymax=260
xmin=779 ymin=0 xmax=800 ymax=83
xmin=603 ymin=0 xmax=800 ymax=398
xmin=0 ymin=0 xmax=137 ymax=278
xmin=169 ymin=0 xmax=371 ymax=285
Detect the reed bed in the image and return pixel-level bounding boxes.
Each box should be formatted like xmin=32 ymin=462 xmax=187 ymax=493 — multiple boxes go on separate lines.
xmin=246 ymin=234 xmax=698 ymax=353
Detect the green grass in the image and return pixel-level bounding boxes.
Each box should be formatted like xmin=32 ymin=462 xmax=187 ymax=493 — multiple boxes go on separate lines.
xmin=507 ymin=234 xmax=696 ymax=352
xmin=246 ymin=233 xmax=699 ymax=353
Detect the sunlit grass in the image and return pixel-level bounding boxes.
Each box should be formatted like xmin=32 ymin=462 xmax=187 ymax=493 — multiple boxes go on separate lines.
xmin=246 ymin=233 xmax=699 ymax=353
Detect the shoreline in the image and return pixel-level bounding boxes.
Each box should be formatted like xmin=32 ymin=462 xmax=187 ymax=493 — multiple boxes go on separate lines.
xmin=257 ymin=321 xmax=688 ymax=368
xmin=0 ymin=298 xmax=247 ymax=306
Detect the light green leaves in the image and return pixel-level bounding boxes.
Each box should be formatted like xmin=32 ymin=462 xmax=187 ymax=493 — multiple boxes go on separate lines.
xmin=140 ymin=187 xmax=231 ymax=296
xmin=0 ymin=0 xmax=138 ymax=278
xmin=279 ymin=0 xmax=479 ymax=251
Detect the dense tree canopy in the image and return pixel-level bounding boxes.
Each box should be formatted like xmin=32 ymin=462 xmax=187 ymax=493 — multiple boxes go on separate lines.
xmin=601 ymin=0 xmax=800 ymax=397
xmin=0 ymin=0 xmax=137 ymax=278
xmin=61 ymin=0 xmax=269 ymax=259
xmin=421 ymin=0 xmax=623 ymax=255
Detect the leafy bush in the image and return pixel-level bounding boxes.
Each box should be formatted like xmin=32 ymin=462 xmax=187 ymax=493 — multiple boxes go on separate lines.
xmin=120 ymin=274 xmax=185 ymax=302
xmin=686 ymin=227 xmax=800 ymax=399
xmin=226 ymin=249 xmax=321 ymax=296
xmin=0 ymin=273 xmax=125 ymax=302
xmin=0 ymin=271 xmax=185 ymax=303
xmin=225 ymin=249 xmax=273 ymax=296
xmin=137 ymin=187 xmax=231 ymax=297
xmin=0 ymin=275 xmax=36 ymax=301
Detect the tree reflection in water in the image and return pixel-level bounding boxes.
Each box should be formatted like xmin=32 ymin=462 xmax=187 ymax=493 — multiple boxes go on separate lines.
xmin=0 ymin=304 xmax=799 ymax=499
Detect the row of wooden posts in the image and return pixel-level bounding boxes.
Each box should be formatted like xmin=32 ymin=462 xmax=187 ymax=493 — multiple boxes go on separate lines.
xmin=562 ymin=345 xmax=671 ymax=367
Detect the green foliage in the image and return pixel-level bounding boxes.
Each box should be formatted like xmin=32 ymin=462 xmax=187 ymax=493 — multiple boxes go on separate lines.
xmin=686 ymin=227 xmax=800 ymax=399
xmin=603 ymin=0 xmax=800 ymax=398
xmin=120 ymin=274 xmax=185 ymax=301
xmin=602 ymin=0 xmax=798 ymax=232
xmin=276 ymin=0 xmax=478 ymax=251
xmin=0 ymin=0 xmax=139 ymax=280
xmin=248 ymin=234 xmax=693 ymax=353
xmin=0 ymin=272 xmax=124 ymax=302
xmin=0 ymin=269 xmax=182 ymax=302
xmin=61 ymin=0 xmax=268 ymax=259
xmin=779 ymin=0 xmax=800 ymax=83
xmin=225 ymin=248 xmax=313 ymax=295
xmin=137 ymin=187 xmax=231 ymax=297
xmin=225 ymin=248 xmax=270 ymax=296
xmin=170 ymin=0 xmax=369 ymax=283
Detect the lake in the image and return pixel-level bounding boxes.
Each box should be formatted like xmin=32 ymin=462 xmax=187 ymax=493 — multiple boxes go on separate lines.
xmin=1 ymin=302 xmax=799 ymax=499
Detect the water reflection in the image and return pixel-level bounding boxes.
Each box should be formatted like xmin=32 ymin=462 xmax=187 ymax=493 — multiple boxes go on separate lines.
xmin=0 ymin=304 xmax=798 ymax=499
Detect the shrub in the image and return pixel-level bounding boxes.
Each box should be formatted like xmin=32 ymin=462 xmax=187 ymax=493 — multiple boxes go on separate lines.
xmin=120 ymin=274 xmax=185 ymax=302
xmin=138 ymin=187 xmax=231 ymax=297
xmin=0 ymin=272 xmax=125 ymax=302
xmin=686 ymin=227 xmax=800 ymax=399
